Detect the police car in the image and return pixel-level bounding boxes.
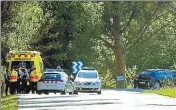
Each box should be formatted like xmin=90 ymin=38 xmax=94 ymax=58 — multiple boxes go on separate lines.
xmin=73 ymin=67 xmax=102 ymax=94
xmin=37 ymin=69 xmax=74 ymax=95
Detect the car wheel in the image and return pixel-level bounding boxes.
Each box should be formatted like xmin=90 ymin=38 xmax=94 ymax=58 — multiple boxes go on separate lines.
xmin=61 ymin=89 xmax=66 ymax=95
xmin=154 ymin=81 xmax=160 ymax=89
xmin=97 ymin=90 xmax=101 ymax=94
xmin=44 ymin=91 xmax=49 ymax=95
xmin=37 ymin=91 xmax=42 ymax=95
xmin=73 ymin=91 xmax=78 ymax=95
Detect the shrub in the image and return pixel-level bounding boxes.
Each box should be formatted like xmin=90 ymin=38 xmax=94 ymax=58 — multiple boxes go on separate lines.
xmin=125 ymin=66 xmax=138 ymax=88
xmin=102 ymin=70 xmax=116 ymax=88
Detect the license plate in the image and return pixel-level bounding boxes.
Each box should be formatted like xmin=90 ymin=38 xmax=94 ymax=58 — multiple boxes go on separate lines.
xmin=27 ymin=82 xmax=30 ymax=85
xmin=139 ymin=82 xmax=145 ymax=84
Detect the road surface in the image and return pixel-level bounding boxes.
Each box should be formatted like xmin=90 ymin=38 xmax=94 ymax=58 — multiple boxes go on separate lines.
xmin=18 ymin=89 xmax=176 ymax=110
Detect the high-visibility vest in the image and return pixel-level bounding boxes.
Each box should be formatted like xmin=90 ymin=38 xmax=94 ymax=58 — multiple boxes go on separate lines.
xmin=10 ymin=70 xmax=18 ymax=82
xmin=30 ymin=70 xmax=38 ymax=82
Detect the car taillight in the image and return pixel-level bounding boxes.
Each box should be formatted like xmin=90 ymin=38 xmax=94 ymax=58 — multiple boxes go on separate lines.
xmin=59 ymin=80 xmax=63 ymax=82
xmin=148 ymin=76 xmax=152 ymax=79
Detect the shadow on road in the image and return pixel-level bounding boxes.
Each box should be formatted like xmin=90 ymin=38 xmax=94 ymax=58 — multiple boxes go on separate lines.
xmin=18 ymin=95 xmax=77 ymax=100
xmin=146 ymin=104 xmax=176 ymax=107
xmin=18 ymin=98 xmax=120 ymax=105
xmin=18 ymin=101 xmax=122 ymax=108
xmin=106 ymin=88 xmax=145 ymax=92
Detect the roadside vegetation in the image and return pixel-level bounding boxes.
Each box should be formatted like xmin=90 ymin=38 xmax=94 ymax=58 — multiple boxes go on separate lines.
xmin=143 ymin=88 xmax=176 ymax=98
xmin=1 ymin=1 xmax=176 ymax=88
xmin=1 ymin=95 xmax=18 ymax=110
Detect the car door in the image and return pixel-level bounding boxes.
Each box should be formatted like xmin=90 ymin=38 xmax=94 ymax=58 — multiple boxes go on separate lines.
xmin=158 ymin=71 xmax=166 ymax=79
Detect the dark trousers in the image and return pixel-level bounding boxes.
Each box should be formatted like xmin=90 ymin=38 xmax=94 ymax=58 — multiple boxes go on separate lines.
xmin=10 ymin=82 xmax=17 ymax=94
xmin=5 ymin=82 xmax=10 ymax=95
xmin=17 ymin=79 xmax=21 ymax=94
xmin=21 ymin=80 xmax=27 ymax=93
xmin=30 ymin=82 xmax=37 ymax=93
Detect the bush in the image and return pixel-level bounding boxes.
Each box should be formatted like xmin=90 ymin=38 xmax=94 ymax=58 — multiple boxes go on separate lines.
xmin=161 ymin=78 xmax=176 ymax=88
xmin=102 ymin=70 xmax=116 ymax=88
xmin=125 ymin=66 xmax=138 ymax=88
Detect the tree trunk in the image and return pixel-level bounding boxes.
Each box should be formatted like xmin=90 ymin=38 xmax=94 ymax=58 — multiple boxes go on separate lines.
xmin=114 ymin=37 xmax=126 ymax=88
xmin=111 ymin=1 xmax=126 ymax=88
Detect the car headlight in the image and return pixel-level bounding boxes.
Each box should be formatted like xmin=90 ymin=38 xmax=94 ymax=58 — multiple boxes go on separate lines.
xmin=75 ymin=81 xmax=81 ymax=85
xmin=93 ymin=82 xmax=100 ymax=85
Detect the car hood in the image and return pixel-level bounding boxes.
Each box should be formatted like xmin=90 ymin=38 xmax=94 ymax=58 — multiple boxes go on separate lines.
xmin=75 ymin=77 xmax=100 ymax=83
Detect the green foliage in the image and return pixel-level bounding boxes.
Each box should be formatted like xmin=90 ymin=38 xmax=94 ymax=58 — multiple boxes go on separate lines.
xmin=143 ymin=87 xmax=176 ymax=98
xmin=1 ymin=95 xmax=18 ymax=110
xmin=1 ymin=1 xmax=176 ymax=88
xmin=102 ymin=70 xmax=116 ymax=88
xmin=125 ymin=66 xmax=138 ymax=88
xmin=161 ymin=79 xmax=176 ymax=88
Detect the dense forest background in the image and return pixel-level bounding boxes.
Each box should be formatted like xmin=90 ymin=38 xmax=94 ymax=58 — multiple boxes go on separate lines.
xmin=1 ymin=1 xmax=176 ymax=88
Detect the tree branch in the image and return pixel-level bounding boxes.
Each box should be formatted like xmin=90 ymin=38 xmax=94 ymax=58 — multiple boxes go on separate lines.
xmin=127 ymin=11 xmax=168 ymax=50
xmin=120 ymin=8 xmax=136 ymax=33
xmin=99 ymin=36 xmax=115 ymax=51
xmin=140 ymin=18 xmax=176 ymax=44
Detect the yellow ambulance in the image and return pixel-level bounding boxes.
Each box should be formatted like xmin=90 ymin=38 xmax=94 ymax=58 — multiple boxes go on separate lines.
xmin=6 ymin=51 xmax=44 ymax=81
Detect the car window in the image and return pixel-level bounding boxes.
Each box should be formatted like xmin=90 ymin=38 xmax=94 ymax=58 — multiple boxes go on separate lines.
xmin=140 ymin=71 xmax=152 ymax=76
xmin=41 ymin=73 xmax=61 ymax=80
xmin=166 ymin=71 xmax=174 ymax=78
xmin=78 ymin=71 xmax=98 ymax=79
xmin=156 ymin=71 xmax=165 ymax=77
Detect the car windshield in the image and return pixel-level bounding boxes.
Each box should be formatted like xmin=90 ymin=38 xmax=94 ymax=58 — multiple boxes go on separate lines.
xmin=41 ymin=73 xmax=61 ymax=80
xmin=78 ymin=71 xmax=98 ymax=79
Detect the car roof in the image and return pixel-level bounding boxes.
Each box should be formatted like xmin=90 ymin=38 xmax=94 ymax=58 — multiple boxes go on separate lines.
xmin=78 ymin=69 xmax=98 ymax=73
xmin=44 ymin=71 xmax=64 ymax=74
xmin=81 ymin=67 xmax=96 ymax=70
xmin=143 ymin=69 xmax=165 ymax=71
xmin=45 ymin=69 xmax=64 ymax=72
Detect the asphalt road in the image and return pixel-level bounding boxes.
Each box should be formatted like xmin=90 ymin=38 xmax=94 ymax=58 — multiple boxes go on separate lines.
xmin=18 ymin=89 xmax=176 ymax=110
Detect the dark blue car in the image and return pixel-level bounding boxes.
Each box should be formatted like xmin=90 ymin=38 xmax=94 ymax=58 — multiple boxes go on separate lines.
xmin=133 ymin=69 xmax=175 ymax=89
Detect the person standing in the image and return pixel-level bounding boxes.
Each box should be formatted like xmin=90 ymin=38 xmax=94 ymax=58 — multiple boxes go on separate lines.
xmin=9 ymin=67 xmax=18 ymax=94
xmin=21 ymin=67 xmax=29 ymax=93
xmin=16 ymin=66 xmax=21 ymax=94
xmin=4 ymin=69 xmax=10 ymax=96
xmin=30 ymin=67 xmax=38 ymax=94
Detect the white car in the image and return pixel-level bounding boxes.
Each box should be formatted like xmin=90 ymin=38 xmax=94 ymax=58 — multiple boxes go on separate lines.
xmin=37 ymin=69 xmax=74 ymax=95
xmin=73 ymin=67 xmax=102 ymax=94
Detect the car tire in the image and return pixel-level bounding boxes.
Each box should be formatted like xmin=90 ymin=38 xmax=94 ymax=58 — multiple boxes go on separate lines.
xmin=97 ymin=90 xmax=101 ymax=94
xmin=44 ymin=91 xmax=49 ymax=95
xmin=154 ymin=81 xmax=161 ymax=89
xmin=61 ymin=89 xmax=66 ymax=95
xmin=73 ymin=91 xmax=78 ymax=95
xmin=37 ymin=91 xmax=42 ymax=95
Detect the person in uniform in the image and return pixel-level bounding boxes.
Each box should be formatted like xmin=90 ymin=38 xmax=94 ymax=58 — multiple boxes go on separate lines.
xmin=16 ymin=66 xmax=21 ymax=94
xmin=30 ymin=67 xmax=38 ymax=94
xmin=4 ymin=69 xmax=10 ymax=96
xmin=9 ymin=66 xmax=18 ymax=94
xmin=21 ymin=67 xmax=29 ymax=93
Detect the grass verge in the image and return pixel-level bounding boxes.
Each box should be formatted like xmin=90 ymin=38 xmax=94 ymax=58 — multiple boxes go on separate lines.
xmin=143 ymin=87 xmax=176 ymax=98
xmin=1 ymin=95 xmax=18 ymax=110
